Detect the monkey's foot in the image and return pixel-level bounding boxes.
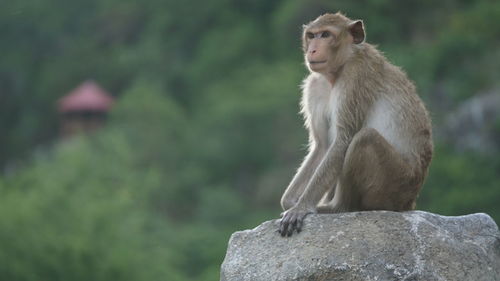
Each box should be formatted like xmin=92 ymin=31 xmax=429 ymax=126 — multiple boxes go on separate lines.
xmin=279 ymin=207 xmax=313 ymax=237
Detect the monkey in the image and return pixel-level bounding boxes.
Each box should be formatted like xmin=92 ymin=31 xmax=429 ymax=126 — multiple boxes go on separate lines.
xmin=278 ymin=13 xmax=433 ymax=237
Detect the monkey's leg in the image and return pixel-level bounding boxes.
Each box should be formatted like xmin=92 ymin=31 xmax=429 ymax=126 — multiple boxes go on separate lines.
xmin=317 ymin=128 xmax=416 ymax=213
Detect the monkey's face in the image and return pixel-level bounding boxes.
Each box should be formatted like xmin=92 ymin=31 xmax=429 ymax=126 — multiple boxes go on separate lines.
xmin=303 ymin=26 xmax=339 ymax=73
xmin=302 ymin=13 xmax=366 ymax=76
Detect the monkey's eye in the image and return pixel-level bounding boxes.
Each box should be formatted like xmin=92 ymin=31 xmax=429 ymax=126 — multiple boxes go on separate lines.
xmin=320 ymin=31 xmax=331 ymax=38
xmin=306 ymin=32 xmax=314 ymax=39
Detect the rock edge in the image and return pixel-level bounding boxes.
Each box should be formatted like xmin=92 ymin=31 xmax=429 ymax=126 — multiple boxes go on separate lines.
xmin=220 ymin=211 xmax=500 ymax=281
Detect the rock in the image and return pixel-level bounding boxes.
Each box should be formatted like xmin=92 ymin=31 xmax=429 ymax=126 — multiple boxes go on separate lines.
xmin=220 ymin=211 xmax=500 ymax=281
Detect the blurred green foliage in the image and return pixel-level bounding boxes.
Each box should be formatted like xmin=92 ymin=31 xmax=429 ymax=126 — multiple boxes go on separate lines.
xmin=0 ymin=0 xmax=499 ymax=280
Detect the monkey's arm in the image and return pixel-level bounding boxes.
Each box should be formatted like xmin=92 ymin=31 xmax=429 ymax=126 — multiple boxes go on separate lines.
xmin=299 ymin=136 xmax=350 ymax=205
xmin=279 ymin=130 xmax=351 ymax=236
xmin=280 ymin=144 xmax=325 ymax=210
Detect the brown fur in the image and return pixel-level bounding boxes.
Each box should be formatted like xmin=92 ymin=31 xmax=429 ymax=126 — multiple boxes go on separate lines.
xmin=279 ymin=13 xmax=433 ymax=237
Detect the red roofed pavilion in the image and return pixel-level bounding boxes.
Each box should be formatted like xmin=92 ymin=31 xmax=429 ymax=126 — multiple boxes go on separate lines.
xmin=58 ymin=80 xmax=114 ymax=137
xmin=58 ymin=80 xmax=114 ymax=113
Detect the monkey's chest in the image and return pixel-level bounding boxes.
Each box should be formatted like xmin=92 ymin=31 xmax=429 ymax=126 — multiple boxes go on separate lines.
xmin=309 ymin=93 xmax=340 ymax=145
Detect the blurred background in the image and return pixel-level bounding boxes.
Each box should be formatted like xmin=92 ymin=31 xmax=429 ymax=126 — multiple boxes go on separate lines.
xmin=1 ymin=0 xmax=499 ymax=280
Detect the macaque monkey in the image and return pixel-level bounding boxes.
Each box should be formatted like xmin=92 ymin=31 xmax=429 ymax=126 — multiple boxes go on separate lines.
xmin=279 ymin=13 xmax=433 ymax=236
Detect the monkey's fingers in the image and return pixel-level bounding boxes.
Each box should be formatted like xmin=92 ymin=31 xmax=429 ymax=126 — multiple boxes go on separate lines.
xmin=296 ymin=217 xmax=303 ymax=233
xmin=286 ymin=217 xmax=297 ymax=237
xmin=279 ymin=217 xmax=290 ymax=237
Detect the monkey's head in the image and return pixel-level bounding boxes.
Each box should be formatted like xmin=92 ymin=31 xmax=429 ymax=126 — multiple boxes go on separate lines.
xmin=302 ymin=12 xmax=365 ymax=75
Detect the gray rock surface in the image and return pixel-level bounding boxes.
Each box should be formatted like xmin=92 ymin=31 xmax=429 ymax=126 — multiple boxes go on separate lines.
xmin=220 ymin=211 xmax=500 ymax=281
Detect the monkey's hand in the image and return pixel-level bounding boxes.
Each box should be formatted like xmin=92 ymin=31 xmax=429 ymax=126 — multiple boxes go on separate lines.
xmin=279 ymin=206 xmax=314 ymax=237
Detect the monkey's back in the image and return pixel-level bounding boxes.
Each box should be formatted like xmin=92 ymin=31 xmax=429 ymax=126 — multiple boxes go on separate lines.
xmin=360 ymin=45 xmax=433 ymax=175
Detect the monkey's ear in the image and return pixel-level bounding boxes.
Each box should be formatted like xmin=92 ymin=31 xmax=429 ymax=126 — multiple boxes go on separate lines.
xmin=349 ymin=20 xmax=365 ymax=44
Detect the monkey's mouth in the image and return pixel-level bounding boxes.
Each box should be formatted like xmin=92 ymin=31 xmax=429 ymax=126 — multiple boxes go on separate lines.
xmin=309 ymin=60 xmax=327 ymax=65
